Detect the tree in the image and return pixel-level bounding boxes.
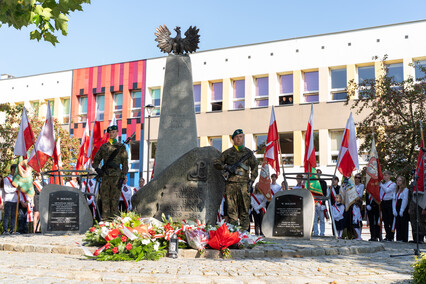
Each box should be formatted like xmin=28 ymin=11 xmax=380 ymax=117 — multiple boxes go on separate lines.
xmin=0 ymin=102 xmax=80 ymax=177
xmin=0 ymin=0 xmax=91 ymax=45
xmin=347 ymin=56 xmax=426 ymax=180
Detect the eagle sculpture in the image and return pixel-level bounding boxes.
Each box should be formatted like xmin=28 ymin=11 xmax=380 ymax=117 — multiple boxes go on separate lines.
xmin=155 ymin=25 xmax=200 ymax=55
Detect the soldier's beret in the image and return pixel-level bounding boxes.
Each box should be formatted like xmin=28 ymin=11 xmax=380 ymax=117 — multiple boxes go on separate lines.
xmin=232 ymin=129 xmax=244 ymax=139
xmin=107 ymin=125 xmax=118 ymax=133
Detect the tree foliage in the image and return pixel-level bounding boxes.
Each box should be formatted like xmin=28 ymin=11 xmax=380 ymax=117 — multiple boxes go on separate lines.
xmin=0 ymin=0 xmax=91 ymax=45
xmin=0 ymin=102 xmax=80 ymax=177
xmin=347 ymin=56 xmax=426 ymax=180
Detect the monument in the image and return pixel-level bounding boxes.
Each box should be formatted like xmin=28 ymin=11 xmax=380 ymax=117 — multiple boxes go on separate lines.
xmin=262 ymin=189 xmax=315 ymax=239
xmin=132 ymin=25 xmax=225 ymax=224
xmin=39 ymin=184 xmax=93 ymax=234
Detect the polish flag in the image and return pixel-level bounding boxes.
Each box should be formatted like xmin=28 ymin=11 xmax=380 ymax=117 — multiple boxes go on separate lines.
xmin=100 ymin=117 xmax=117 ymax=144
xmin=76 ymin=119 xmax=91 ymax=170
xmin=304 ymin=104 xmax=316 ymax=173
xmin=14 ymin=107 xmax=35 ymax=159
xmin=87 ymin=111 xmax=103 ymax=160
xmin=50 ymin=138 xmax=63 ymax=185
xmin=28 ymin=102 xmax=56 ymax=173
xmin=366 ymin=137 xmax=383 ymax=203
xmin=264 ymin=106 xmax=280 ymax=174
xmin=414 ymin=140 xmax=425 ymax=193
xmin=337 ymin=112 xmax=359 ymax=177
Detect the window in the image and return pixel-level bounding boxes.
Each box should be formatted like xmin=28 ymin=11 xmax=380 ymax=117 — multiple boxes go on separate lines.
xmin=330 ymin=130 xmax=344 ymax=164
xmin=150 ymin=141 xmax=157 ymax=159
xmin=232 ymin=79 xmax=245 ymax=109
xmin=131 ymin=90 xmax=141 ymax=118
xmin=31 ymin=101 xmax=39 ymax=117
xmin=279 ymin=74 xmax=293 ymax=105
xmin=415 ymin=60 xmax=426 ymax=81
xmin=211 ymin=82 xmax=223 ymax=111
xmin=358 ymin=65 xmax=375 ymax=99
xmin=386 ymin=63 xmax=403 ymax=83
xmin=255 ymin=134 xmax=267 ymax=163
xmin=209 ymin=137 xmax=222 ymax=151
xmin=193 ymin=84 xmax=201 ymax=113
xmin=331 ymin=68 xmax=347 ymax=100
xmin=150 ymin=88 xmax=161 ymax=116
xmin=78 ymin=96 xmax=87 ymax=122
xmin=303 ymin=71 xmax=319 ymax=103
xmin=113 ymin=92 xmax=123 ymax=120
xmin=95 ymin=95 xmax=105 ymax=121
xmin=131 ymin=141 xmax=140 ymax=161
xmin=279 ymin=132 xmax=294 ymax=165
xmin=62 ymin=98 xmax=70 ymax=124
xmin=255 ymin=77 xmax=268 ymax=107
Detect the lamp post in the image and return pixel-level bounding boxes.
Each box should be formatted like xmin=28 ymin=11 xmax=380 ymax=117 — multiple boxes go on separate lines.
xmin=145 ymin=104 xmax=155 ymax=182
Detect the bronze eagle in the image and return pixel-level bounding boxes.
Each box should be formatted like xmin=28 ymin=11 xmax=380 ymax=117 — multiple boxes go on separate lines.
xmin=155 ymin=25 xmax=200 ymax=55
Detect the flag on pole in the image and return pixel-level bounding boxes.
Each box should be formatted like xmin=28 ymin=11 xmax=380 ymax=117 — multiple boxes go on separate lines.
xmin=337 ymin=112 xmax=359 ymax=178
xmin=76 ymin=119 xmax=91 ymax=170
xmin=28 ymin=102 xmax=56 ymax=173
xmin=366 ymin=137 xmax=383 ymax=203
xmin=14 ymin=107 xmax=35 ymax=159
xmin=415 ymin=140 xmax=425 ymax=193
xmin=306 ymin=167 xmax=323 ymax=196
xmin=264 ymin=106 xmax=280 ymax=174
xmin=50 ymin=138 xmax=63 ymax=185
xmin=304 ymin=104 xmax=316 ymax=173
xmin=101 ymin=117 xmax=117 ymax=144
xmin=88 ymin=111 xmax=103 ymax=160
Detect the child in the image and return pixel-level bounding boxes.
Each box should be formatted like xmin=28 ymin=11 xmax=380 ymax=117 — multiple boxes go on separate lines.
xmin=332 ymin=194 xmax=345 ymax=239
xmin=250 ymin=183 xmax=267 ymax=236
xmin=352 ymin=199 xmax=363 ymax=240
xmin=393 ymin=176 xmax=409 ymax=242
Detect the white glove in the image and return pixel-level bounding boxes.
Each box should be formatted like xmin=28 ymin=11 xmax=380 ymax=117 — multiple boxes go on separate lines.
xmin=393 ymin=210 xmax=398 ymax=217
xmin=366 ymin=205 xmax=372 ymax=211
xmin=399 ymin=211 xmax=404 ymax=217
xmin=320 ymin=205 xmax=326 ymax=211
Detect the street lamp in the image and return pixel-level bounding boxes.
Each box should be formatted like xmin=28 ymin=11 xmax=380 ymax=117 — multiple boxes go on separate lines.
xmin=145 ymin=104 xmax=155 ymax=183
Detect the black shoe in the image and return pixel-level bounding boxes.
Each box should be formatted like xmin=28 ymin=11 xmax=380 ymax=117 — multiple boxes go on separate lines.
xmin=369 ymin=238 xmax=378 ymax=242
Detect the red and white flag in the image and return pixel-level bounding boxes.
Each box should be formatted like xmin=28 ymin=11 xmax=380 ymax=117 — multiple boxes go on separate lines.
xmin=76 ymin=119 xmax=91 ymax=170
xmin=337 ymin=112 xmax=359 ymax=177
xmin=415 ymin=140 xmax=425 ymax=193
xmin=366 ymin=137 xmax=383 ymax=203
xmin=28 ymin=102 xmax=56 ymax=173
xmin=14 ymin=107 xmax=35 ymax=159
xmin=264 ymin=106 xmax=280 ymax=174
xmin=87 ymin=111 xmax=103 ymax=160
xmin=101 ymin=117 xmax=117 ymax=144
xmin=304 ymin=104 xmax=316 ymax=173
xmin=50 ymin=138 xmax=63 ymax=185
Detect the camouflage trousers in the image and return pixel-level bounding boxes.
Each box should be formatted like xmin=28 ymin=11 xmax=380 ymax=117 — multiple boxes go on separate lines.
xmin=409 ymin=201 xmax=426 ymax=241
xmin=225 ymin=182 xmax=251 ymax=230
xmin=100 ymin=176 xmax=121 ymax=220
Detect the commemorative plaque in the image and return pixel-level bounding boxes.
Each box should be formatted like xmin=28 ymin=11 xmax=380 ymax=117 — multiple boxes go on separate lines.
xmin=262 ymin=189 xmax=315 ymax=239
xmin=47 ymin=191 xmax=79 ymax=231
xmin=273 ymin=195 xmax=303 ymax=237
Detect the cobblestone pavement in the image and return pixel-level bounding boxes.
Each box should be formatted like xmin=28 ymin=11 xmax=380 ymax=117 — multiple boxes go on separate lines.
xmin=0 ymin=234 xmax=424 ymax=283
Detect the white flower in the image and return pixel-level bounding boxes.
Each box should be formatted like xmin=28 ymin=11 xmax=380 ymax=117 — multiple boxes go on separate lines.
xmin=105 ymin=222 xmax=110 ymax=227
xmin=153 ymin=241 xmax=159 ymax=251
xmin=122 ymin=217 xmax=131 ymax=224
xmin=141 ymin=239 xmax=150 ymax=245
xmin=100 ymin=227 xmax=109 ymax=238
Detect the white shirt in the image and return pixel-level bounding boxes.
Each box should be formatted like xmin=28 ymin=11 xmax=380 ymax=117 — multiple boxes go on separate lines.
xmin=251 ymin=193 xmax=267 ymax=214
xmin=393 ymin=187 xmax=409 ymax=215
xmin=355 ymin=183 xmax=364 ymax=199
xmin=120 ymin=184 xmax=133 ymax=211
xmin=270 ymin=183 xmax=281 ymax=195
xmin=86 ymin=179 xmax=98 ymax=206
xmin=380 ymin=180 xmax=396 ymax=201
xmin=4 ymin=175 xmax=17 ymax=202
xmin=352 ymin=205 xmax=362 ymax=224
xmin=332 ymin=203 xmax=345 ymax=221
xmin=66 ymin=180 xmax=79 ymax=189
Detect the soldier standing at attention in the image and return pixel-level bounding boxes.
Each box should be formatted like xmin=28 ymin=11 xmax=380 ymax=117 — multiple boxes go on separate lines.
xmin=214 ymin=129 xmax=258 ymax=231
xmin=92 ymin=125 xmax=128 ymax=220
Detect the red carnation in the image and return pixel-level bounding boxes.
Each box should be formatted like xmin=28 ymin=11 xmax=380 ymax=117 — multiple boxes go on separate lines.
xmin=149 ymin=229 xmax=156 ymax=236
xmin=105 ymin=243 xmax=111 ymax=249
xmin=126 ymin=243 xmax=133 ymax=250
xmin=121 ymin=236 xmax=127 ymax=242
xmin=112 ymin=247 xmax=119 ymax=254
xmin=90 ymin=227 xmax=95 ymax=233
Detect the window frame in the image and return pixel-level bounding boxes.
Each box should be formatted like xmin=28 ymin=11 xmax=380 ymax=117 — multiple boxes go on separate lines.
xmin=231 ymin=78 xmax=245 ymax=110
xmin=279 ymin=74 xmax=293 ymax=105
xmin=62 ymin=98 xmax=70 ymax=124
xmin=130 ymin=90 xmax=142 ymax=118
xmin=330 ymin=68 xmax=348 ymax=101
xmin=112 ymin=92 xmax=123 ymax=120
xmin=193 ymin=84 xmax=201 ymax=113
xmin=149 ymin=88 xmax=161 ymax=117
xmin=209 ymin=136 xmax=222 ymax=151
xmin=95 ymin=94 xmax=105 ymax=121
xmin=210 ymin=81 xmax=223 ymax=111
xmin=254 ymin=76 xmax=269 ymax=107
xmin=303 ymin=71 xmax=319 ymax=103
xmin=78 ymin=96 xmax=88 ymax=122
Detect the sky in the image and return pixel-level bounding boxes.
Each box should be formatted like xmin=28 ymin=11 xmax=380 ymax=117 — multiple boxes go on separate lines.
xmin=1 ymin=0 xmax=426 ymax=77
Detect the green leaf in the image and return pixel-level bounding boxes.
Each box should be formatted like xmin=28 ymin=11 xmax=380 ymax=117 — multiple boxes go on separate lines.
xmin=30 ymin=30 xmax=42 ymax=40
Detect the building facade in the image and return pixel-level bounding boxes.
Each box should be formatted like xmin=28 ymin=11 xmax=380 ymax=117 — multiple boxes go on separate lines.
xmin=1 ymin=20 xmax=425 ymax=187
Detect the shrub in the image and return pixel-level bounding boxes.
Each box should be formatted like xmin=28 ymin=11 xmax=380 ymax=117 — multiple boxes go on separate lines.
xmin=412 ymin=253 xmax=426 ymax=284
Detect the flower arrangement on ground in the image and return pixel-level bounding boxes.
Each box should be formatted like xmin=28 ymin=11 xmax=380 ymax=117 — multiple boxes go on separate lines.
xmin=83 ymin=212 xmax=264 ymax=261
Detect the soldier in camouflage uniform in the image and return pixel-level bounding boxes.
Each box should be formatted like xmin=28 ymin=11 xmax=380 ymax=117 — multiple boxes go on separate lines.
xmin=214 ymin=129 xmax=258 ymax=231
xmin=92 ymin=125 xmax=128 ymax=220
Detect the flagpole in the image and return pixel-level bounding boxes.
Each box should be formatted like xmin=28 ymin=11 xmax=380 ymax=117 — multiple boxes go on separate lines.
xmin=26 ymin=106 xmax=45 ymax=186
xmin=56 ymin=129 xmax=62 ymax=185
xmin=277 ymin=136 xmax=288 ymax=190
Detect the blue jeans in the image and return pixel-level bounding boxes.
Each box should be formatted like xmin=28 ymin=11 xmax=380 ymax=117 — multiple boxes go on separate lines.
xmin=3 ymin=202 xmax=18 ymax=233
xmin=313 ymin=204 xmax=325 ymax=236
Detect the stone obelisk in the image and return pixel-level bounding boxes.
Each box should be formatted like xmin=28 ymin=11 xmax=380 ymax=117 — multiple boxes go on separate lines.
xmin=153 ymin=54 xmax=197 ymax=178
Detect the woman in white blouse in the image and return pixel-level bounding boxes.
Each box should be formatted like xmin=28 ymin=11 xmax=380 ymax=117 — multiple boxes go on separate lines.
xmin=393 ymin=176 xmax=410 ymax=242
